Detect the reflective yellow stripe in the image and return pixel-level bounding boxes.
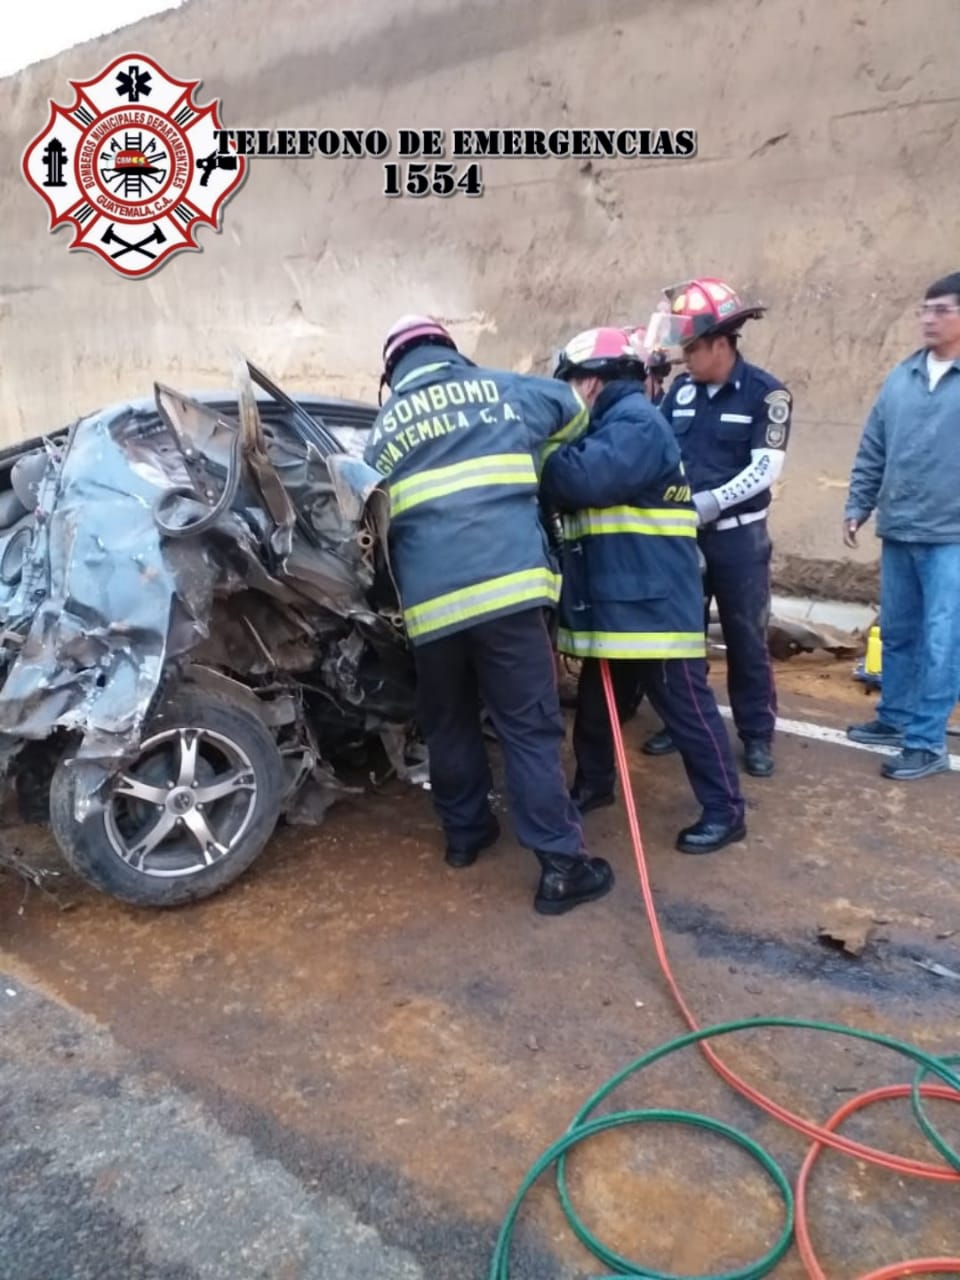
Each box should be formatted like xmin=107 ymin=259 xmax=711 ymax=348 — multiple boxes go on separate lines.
xmin=389 ymin=453 xmax=537 ymax=516
xmin=557 ymin=628 xmax=706 ymax=660
xmin=539 ymin=398 xmax=590 ymax=468
xmin=564 ymin=506 xmax=698 ymax=539
xmin=393 ymin=361 xmax=455 ymax=391
xmin=405 ymin=568 xmax=560 ymax=639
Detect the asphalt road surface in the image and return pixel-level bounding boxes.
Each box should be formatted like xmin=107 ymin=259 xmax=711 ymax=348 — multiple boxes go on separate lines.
xmin=2 ymin=659 xmax=958 ymax=1279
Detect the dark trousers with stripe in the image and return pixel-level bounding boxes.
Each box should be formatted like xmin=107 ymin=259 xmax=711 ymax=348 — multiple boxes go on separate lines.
xmin=573 ymin=656 xmax=744 ymax=827
xmin=413 ymin=607 xmax=586 ymax=857
xmin=699 ymin=519 xmax=777 ymax=744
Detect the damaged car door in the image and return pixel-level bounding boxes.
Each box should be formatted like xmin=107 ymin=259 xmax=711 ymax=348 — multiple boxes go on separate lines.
xmin=0 ymin=361 xmax=421 ymax=908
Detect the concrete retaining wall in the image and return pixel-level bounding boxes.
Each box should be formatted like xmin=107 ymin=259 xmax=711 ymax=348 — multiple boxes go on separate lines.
xmin=1 ymin=0 xmax=956 ymax=577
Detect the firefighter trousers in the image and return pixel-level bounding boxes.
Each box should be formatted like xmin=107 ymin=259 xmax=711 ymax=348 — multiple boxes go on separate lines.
xmin=573 ymin=656 xmax=744 ymax=827
xmin=413 ymin=607 xmax=585 ymax=857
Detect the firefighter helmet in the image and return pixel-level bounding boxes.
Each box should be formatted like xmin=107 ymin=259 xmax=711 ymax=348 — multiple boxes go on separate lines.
xmin=382 ymin=314 xmax=457 ymax=382
xmin=553 ymin=326 xmax=645 ymax=381
xmin=626 ymin=326 xmax=671 ymax=375
xmin=646 ymin=278 xmax=766 ymax=351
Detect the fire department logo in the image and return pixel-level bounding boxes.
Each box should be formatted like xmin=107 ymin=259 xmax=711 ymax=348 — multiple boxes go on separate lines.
xmin=21 ymin=53 xmax=247 ymax=278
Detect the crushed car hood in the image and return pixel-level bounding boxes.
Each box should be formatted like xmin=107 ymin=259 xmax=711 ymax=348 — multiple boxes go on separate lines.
xmin=0 ymin=361 xmax=403 ymax=764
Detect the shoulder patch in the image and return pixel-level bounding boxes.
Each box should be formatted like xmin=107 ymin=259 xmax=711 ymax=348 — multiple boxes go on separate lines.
xmin=764 ymin=388 xmax=791 ymax=425
xmin=763 ymin=389 xmax=791 ymax=448
xmin=675 ymin=383 xmax=696 ymax=406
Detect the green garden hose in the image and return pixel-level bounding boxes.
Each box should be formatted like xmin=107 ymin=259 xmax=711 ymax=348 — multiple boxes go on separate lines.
xmin=488 ymin=1016 xmax=960 ymax=1279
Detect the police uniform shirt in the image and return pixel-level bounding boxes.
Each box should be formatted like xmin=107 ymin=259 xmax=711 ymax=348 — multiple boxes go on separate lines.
xmin=660 ymin=354 xmax=792 ymax=520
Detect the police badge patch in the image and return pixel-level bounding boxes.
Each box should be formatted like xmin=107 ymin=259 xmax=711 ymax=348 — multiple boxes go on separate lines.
xmin=675 ymin=383 xmax=697 ymax=406
xmin=764 ymin=389 xmax=791 ymax=447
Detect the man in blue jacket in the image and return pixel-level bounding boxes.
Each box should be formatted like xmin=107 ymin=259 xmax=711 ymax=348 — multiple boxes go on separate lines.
xmin=541 ymin=327 xmax=746 ymax=854
xmin=365 ymin=315 xmax=613 ymax=914
xmin=844 ymin=271 xmax=960 ymax=780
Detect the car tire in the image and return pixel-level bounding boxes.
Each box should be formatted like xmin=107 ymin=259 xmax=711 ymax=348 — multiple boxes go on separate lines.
xmin=15 ymin=742 xmax=58 ymax=824
xmin=0 ymin=490 xmax=27 ymax=529
xmin=49 ymin=689 xmax=287 ymax=908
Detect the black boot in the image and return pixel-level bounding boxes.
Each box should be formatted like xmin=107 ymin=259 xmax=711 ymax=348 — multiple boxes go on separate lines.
xmin=534 ymin=852 xmax=614 ymax=915
xmin=743 ymin=740 xmax=774 ymax=778
xmin=643 ymin=730 xmax=678 ymax=756
xmin=676 ymin=815 xmax=746 ymax=855
xmin=569 ymin=779 xmax=615 ymax=815
xmin=445 ymin=815 xmax=501 ymax=868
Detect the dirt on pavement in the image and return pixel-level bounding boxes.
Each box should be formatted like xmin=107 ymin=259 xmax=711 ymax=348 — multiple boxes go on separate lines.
xmin=1 ymin=656 xmax=959 ymax=1278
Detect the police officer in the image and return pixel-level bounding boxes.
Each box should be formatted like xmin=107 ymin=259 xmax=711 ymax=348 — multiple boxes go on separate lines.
xmin=541 ymin=327 xmax=747 ymax=855
xmin=640 ymin=279 xmax=792 ymax=778
xmin=364 ymin=315 xmax=614 ymax=915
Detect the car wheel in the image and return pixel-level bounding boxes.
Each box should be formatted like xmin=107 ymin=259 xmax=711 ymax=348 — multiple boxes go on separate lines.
xmin=0 ymin=490 xmax=27 ymax=529
xmin=49 ymin=690 xmax=286 ymax=907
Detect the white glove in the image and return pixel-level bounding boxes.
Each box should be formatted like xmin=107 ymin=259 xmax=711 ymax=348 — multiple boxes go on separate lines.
xmin=692 ymin=490 xmax=721 ymax=527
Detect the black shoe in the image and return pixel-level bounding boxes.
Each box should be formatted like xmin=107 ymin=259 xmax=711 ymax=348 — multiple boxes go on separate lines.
xmin=847 ymin=719 xmax=903 ymax=747
xmin=445 ymin=816 xmax=501 ymax=868
xmin=643 ymin=730 xmax=678 ymax=756
xmin=743 ymin=740 xmax=774 ymax=777
xmin=569 ymin=783 xmax=615 ymax=815
xmin=676 ymin=816 xmax=746 ymax=855
xmin=534 ymin=853 xmax=614 ymax=915
xmin=880 ymin=748 xmax=950 ymax=781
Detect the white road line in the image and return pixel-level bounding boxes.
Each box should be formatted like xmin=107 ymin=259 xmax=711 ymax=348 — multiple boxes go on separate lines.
xmin=715 ymin=705 xmax=960 ymax=773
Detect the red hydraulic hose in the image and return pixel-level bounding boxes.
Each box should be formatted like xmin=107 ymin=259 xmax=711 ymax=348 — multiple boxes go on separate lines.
xmin=795 ymin=1083 xmax=960 ymax=1279
xmin=598 ymin=658 xmax=960 ymax=1278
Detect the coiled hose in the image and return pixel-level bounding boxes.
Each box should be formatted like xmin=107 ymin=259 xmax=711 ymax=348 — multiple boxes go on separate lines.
xmin=488 ymin=659 xmax=960 ymax=1279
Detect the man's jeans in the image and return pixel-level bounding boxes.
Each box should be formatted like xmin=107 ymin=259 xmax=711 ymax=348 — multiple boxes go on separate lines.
xmin=877 ymin=539 xmax=960 ymax=752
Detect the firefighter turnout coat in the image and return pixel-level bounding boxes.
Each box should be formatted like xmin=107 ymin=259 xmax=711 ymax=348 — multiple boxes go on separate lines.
xmin=364 ymin=345 xmax=588 ymax=646
xmin=540 ymin=381 xmax=707 ymax=661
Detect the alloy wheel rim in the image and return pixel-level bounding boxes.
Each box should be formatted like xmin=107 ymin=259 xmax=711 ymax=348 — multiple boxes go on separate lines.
xmin=104 ymin=725 xmax=259 ymax=877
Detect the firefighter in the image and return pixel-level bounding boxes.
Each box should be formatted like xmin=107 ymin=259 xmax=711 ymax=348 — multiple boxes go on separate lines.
xmin=542 ymin=327 xmax=747 ymax=855
xmin=639 ymin=279 xmax=791 ymax=778
xmin=628 ymin=327 xmax=673 ymax=406
xmin=645 ymin=349 xmax=672 ymax=406
xmin=365 ymin=315 xmax=614 ymax=915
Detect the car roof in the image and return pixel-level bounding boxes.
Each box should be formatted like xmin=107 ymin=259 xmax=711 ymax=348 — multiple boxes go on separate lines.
xmin=0 ymin=387 xmax=379 ymax=470
xmin=93 ymin=387 xmax=378 ymax=417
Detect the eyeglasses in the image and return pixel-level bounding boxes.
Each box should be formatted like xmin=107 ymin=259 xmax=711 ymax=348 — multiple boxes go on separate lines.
xmin=917 ymin=303 xmax=960 ymax=317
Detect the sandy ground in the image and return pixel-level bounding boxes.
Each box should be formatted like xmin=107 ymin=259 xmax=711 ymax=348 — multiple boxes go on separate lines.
xmin=1 ymin=656 xmax=959 ymax=1279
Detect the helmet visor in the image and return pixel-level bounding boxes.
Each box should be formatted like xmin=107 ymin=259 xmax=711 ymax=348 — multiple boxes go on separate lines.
xmin=637 ymin=304 xmax=694 ymax=358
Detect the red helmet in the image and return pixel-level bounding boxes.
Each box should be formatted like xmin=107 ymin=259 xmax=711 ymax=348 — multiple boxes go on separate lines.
xmin=645 ymin=278 xmax=766 ymax=351
xmin=553 ymin=326 xmax=645 ymax=381
xmin=382 ymin=314 xmax=457 ymax=382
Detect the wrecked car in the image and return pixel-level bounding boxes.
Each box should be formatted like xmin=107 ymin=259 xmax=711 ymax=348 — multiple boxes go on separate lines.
xmin=0 ymin=360 xmax=422 ymax=908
